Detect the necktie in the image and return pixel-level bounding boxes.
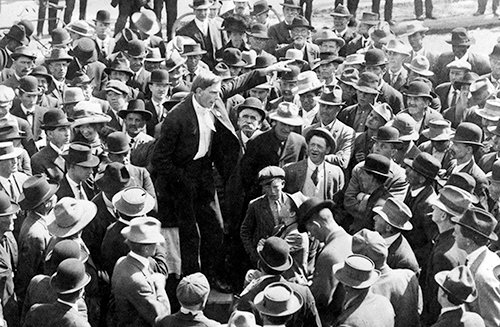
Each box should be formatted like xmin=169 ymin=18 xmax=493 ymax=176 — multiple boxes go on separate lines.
xmin=75 ymin=184 xmax=84 ymax=200
xmin=8 ymin=178 xmax=17 ymax=201
xmin=130 ymin=137 xmax=136 ymax=149
xmin=450 ymin=89 xmax=459 ymax=108
xmin=311 ymin=166 xmax=319 ymax=186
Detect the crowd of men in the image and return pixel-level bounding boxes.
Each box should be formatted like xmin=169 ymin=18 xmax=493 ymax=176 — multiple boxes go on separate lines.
xmin=1 ymin=0 xmax=500 ymax=326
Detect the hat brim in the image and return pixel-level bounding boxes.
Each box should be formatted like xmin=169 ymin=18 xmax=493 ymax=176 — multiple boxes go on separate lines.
xmin=371 ymin=136 xmax=402 ymax=144
xmin=72 ymin=115 xmax=112 ymax=127
xmin=450 ymin=137 xmax=483 ymax=147
xmin=50 ymin=271 xmax=91 ymax=294
xmin=317 ymin=98 xmax=345 ymax=106
xmin=0 ymin=147 xmax=24 ymax=161
xmin=238 ymin=105 xmax=267 ymax=120
xmin=145 ymin=57 xmax=165 ymax=63
xmin=62 ymin=153 xmax=100 ymax=168
xmin=268 ymin=113 xmax=303 ymax=126
xmin=299 ymin=200 xmax=336 ymax=226
xmin=297 ymin=83 xmax=324 ymax=96
xmin=182 ymin=50 xmax=208 ymax=56
xmin=0 ymin=201 xmax=19 ymax=217
xmin=434 ymin=270 xmax=477 ymax=303
xmin=280 ymin=3 xmax=302 ymax=9
xmin=445 ymin=40 xmax=473 ymax=46
xmin=361 ymin=165 xmax=390 ymax=178
xmin=246 ymin=32 xmax=270 ymax=39
xmin=131 ymin=13 xmax=161 ymax=35
xmin=451 ymin=216 xmax=499 ymax=241
xmin=314 ymin=38 xmax=346 ymax=47
xmin=475 ymin=108 xmax=500 ymax=122
xmin=121 ymin=226 xmax=165 ymax=244
xmin=373 ymin=206 xmax=413 ymax=231
xmin=47 ymin=200 xmax=97 ymax=238
xmin=112 ymin=191 xmax=156 ymax=217
xmin=330 ymin=13 xmax=352 ymax=18
xmin=251 ymin=7 xmax=271 ymax=16
xmin=19 ymin=183 xmax=59 ymax=211
xmin=403 ymin=158 xmax=438 ymax=180
xmin=421 ymin=128 xmax=453 ymax=141
xmin=332 ymin=262 xmax=381 ymax=289
xmin=117 ymin=109 xmax=153 ymax=121
xmin=254 ymin=288 xmax=303 ymax=316
xmin=189 ymin=3 xmax=212 ymax=9
xmin=65 ymin=26 xmax=93 ymax=38
xmin=404 ymin=63 xmax=434 ymax=77
xmin=353 ymin=84 xmax=379 ymax=94
xmin=405 ymin=93 xmax=434 ymax=100
xmin=104 ymin=68 xmax=134 ymax=76
xmin=286 ymin=24 xmax=315 ymax=31
xmin=430 ymin=196 xmax=466 ymax=216
xmin=41 ymin=121 xmax=72 ymax=130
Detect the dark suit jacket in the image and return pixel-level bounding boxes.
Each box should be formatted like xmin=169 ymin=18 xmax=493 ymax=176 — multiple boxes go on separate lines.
xmin=31 ymin=144 xmax=65 ymax=183
xmin=379 ymin=81 xmax=404 ymax=114
xmin=337 ymin=103 xmax=365 ymax=130
xmin=459 ymin=158 xmax=488 ymax=208
xmin=399 ymin=107 xmax=443 ymax=135
xmin=268 ymin=21 xmax=293 ymax=49
xmin=418 ymin=141 xmax=456 ymax=178
xmin=0 ymin=232 xmax=18 ymax=327
xmin=479 ymin=152 xmax=498 ymax=174
xmin=387 ymin=234 xmax=420 ymax=273
xmin=55 ymin=175 xmax=95 ymax=200
xmin=46 ymin=81 xmax=66 ymax=106
xmin=145 ymin=99 xmax=169 ymax=137
xmin=338 ymin=28 xmax=357 ymax=58
xmin=344 ymin=34 xmax=366 ymax=56
xmin=155 ymin=311 xmax=220 ymax=327
xmin=24 ymin=301 xmax=90 ymax=327
xmin=275 ymin=42 xmax=320 ymax=67
xmin=128 ymin=68 xmax=151 ymax=94
xmin=431 ymin=308 xmax=485 ymax=327
xmin=434 ymin=51 xmax=491 ymax=85
xmin=10 ymin=102 xmax=46 ymax=141
xmin=5 ymin=114 xmax=37 ymax=156
xmin=67 ymin=60 xmax=107 ymax=93
xmin=383 ymin=68 xmax=409 ymax=92
xmin=435 ymin=82 xmax=452 ymax=111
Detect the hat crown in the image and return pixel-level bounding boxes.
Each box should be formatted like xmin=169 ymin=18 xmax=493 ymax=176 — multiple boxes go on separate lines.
xmin=364 ymin=153 xmax=390 ymax=175
xmin=122 ymin=216 xmax=163 ymax=243
xmin=150 ymin=69 xmax=169 ymax=84
xmin=177 ymin=272 xmax=210 ymax=306
xmin=132 ymin=8 xmax=159 ymax=35
xmin=51 ymin=240 xmax=82 ymax=265
xmin=240 ymin=97 xmax=264 ymax=110
xmin=345 ymin=53 xmax=364 ymax=65
xmin=454 ymin=122 xmax=482 ymax=144
xmin=258 ymin=237 xmax=290 ymax=268
xmin=370 ymin=102 xmax=393 ymax=122
xmin=183 ymin=43 xmax=203 ymax=54
xmin=384 ymin=39 xmax=410 ymax=55
xmin=403 ymin=21 xmax=428 ymax=35
xmin=360 ymin=11 xmax=379 ymax=22
xmin=214 ymin=62 xmax=231 ymax=78
xmin=6 ymin=24 xmax=28 ymax=45
xmin=374 ymin=125 xmax=400 ymax=142
xmin=457 ymin=207 xmax=498 ymax=239
xmin=446 ymin=173 xmax=476 ymax=194
xmin=70 ymin=71 xmax=92 ymax=86
xmin=337 ymin=254 xmax=377 ymax=286
xmin=284 ymin=48 xmax=303 ymax=60
xmin=297 ymin=71 xmax=323 ymax=94
xmin=289 ymin=16 xmax=311 ymax=29
xmin=352 ymin=229 xmax=387 ymax=265
xmin=255 ymin=55 xmax=276 ymax=68
xmin=54 ymin=198 xmax=86 ymax=229
xmin=115 ymin=187 xmax=149 ymax=215
xmin=18 ymin=76 xmax=39 ymax=93
xmin=480 ymin=99 xmax=500 ymax=117
xmin=274 ymin=102 xmax=301 ymax=119
xmin=426 ymin=119 xmax=452 ymax=138
xmin=146 ymin=47 xmax=163 ymax=60
xmin=379 ymin=197 xmax=412 ymax=227
xmin=106 ymin=131 xmax=130 ymax=154
xmin=280 ymin=65 xmax=300 ymax=81
xmin=332 ymin=3 xmax=351 ymax=15
xmin=222 ymin=48 xmax=243 ymax=65
xmin=318 ymin=88 xmax=343 ymax=105
xmin=42 ymin=109 xmax=70 ymax=128
xmin=64 ymin=143 xmax=95 ymax=164
xmin=281 ymin=0 xmax=301 ymax=7
xmin=241 ymin=51 xmax=256 ymax=67
xmin=95 ymin=10 xmax=111 ymax=22
xmin=437 ymin=185 xmax=472 ymax=215
xmin=109 ymin=53 xmax=132 ymax=71
xmin=357 ymin=71 xmax=379 ymax=88
xmin=364 ymin=49 xmax=387 ymax=66
xmin=441 ymin=266 xmax=477 ymax=302
xmin=0 ymin=120 xmax=22 ymax=141
xmin=410 ymin=55 xmax=431 ymax=71
xmin=22 ymin=174 xmax=53 ymax=203
xmin=258 ymin=166 xmax=285 ymax=184
xmin=411 ymin=152 xmax=441 ymax=179
xmin=260 ymin=283 xmax=295 ymax=313
xmin=339 ymin=67 xmax=360 ymax=84
xmin=126 ymin=99 xmax=146 ymax=112
xmin=67 ymin=20 xmax=92 ymax=35
xmin=450 ymin=27 xmax=472 ymax=45
xmin=392 ymin=113 xmax=417 ymax=137
xmin=51 ymin=258 xmax=88 ymax=293
xmin=126 ymin=40 xmax=147 ymax=57
xmin=63 ymin=87 xmax=85 ymax=104
xmin=51 ymin=28 xmax=71 ymax=45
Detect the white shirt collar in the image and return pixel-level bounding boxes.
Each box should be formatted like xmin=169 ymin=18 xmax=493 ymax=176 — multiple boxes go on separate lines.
xmin=454 ymin=158 xmax=472 ymax=173
xmin=441 ymin=305 xmax=463 ymax=315
xmin=194 ymin=18 xmax=208 ymax=34
xmin=321 ymin=119 xmax=335 ymax=130
xmin=466 ymin=245 xmax=488 ymax=267
xmin=384 ymin=233 xmax=401 ymax=247
xmin=307 ymin=157 xmax=323 ymax=170
xmin=21 ymin=103 xmax=35 ymax=115
xmin=180 ymin=307 xmax=203 ymax=315
xmin=129 ymin=250 xmax=151 ymax=269
xmin=410 ymin=185 xmax=426 ymax=197
xmin=49 ymin=142 xmax=64 ymax=155
xmin=57 ymin=299 xmax=79 ymax=311
xmin=241 ymin=131 xmax=249 ymax=146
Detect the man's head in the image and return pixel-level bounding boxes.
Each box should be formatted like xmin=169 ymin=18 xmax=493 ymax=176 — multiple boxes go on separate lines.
xmin=488 ymin=160 xmax=500 ymax=200
xmin=192 ymin=0 xmax=210 ymax=21
xmin=0 ymin=142 xmax=22 ymax=178
xmin=0 ymin=191 xmax=17 ymax=236
xmin=405 ymin=81 xmax=432 ymax=116
xmin=288 ymin=16 xmax=313 ymax=47
xmin=363 ymin=49 xmax=387 ymax=77
xmin=384 ymin=39 xmax=410 ymax=71
xmin=182 ymin=43 xmax=207 ymax=73
xmin=435 ymin=266 xmax=478 ymax=308
xmin=249 ymin=84 xmax=271 ymax=103
xmin=279 ymin=66 xmax=300 ymax=102
xmin=354 ymin=72 xmax=379 ymax=108
xmin=452 ymin=207 xmax=497 ymax=251
xmin=247 ymin=23 xmax=269 ymax=52
xmin=490 ymin=44 xmax=500 ymax=80
xmin=371 ymin=126 xmax=400 ymax=158
xmin=360 ymin=154 xmax=390 ymax=192
xmin=104 ymin=80 xmax=130 ymax=111
xmin=404 ymin=152 xmax=440 ymax=189
xmin=125 ymin=40 xmax=147 ymax=73
xmin=330 ymin=4 xmax=351 ymax=32
xmin=317 ymin=88 xmax=344 ymax=125
xmin=313 ymin=29 xmax=345 ymax=55
xmin=11 ymin=46 xmax=37 ymax=77
xmin=191 ymin=71 xmax=221 ymax=108
xmin=31 ymin=66 xmax=53 ymax=95
xmin=148 ymin=69 xmax=170 ymax=102
xmin=94 ymin=10 xmax=112 ymax=37
xmin=269 ymin=102 xmax=303 ymax=140
xmin=446 ymin=28 xmax=473 ymax=58
xmin=431 ymin=185 xmax=472 ymax=226
xmin=237 ymin=97 xmax=265 ymax=137
xmin=305 ymin=128 xmax=335 ymax=165
xmin=16 ymin=76 xmax=40 ymax=110
xmin=64 ymin=143 xmax=99 ymax=183
xmin=402 ymin=22 xmax=429 ymax=52
xmin=118 ymin=99 xmax=152 ymax=138
xmin=372 ymin=197 xmax=413 ymax=237
xmin=0 ymin=86 xmax=15 ymax=117
xmin=365 ymin=103 xmax=392 ymax=131
xmin=352 ymin=229 xmax=388 ymax=269
xmin=233 ymin=0 xmax=248 ymax=14
xmin=177 ymin=272 xmax=211 ymax=310
xmin=451 ymin=122 xmax=483 ymax=161
xmin=296 ymin=71 xmax=324 ymax=111
xmin=42 ymin=109 xmax=71 ymax=148
xmin=447 ymin=60 xmax=471 ymax=85
xmin=338 ymin=67 xmax=359 ymax=103
xmin=255 ymin=282 xmax=302 ymax=325
xmin=281 ymin=0 xmax=300 ymax=23
xmin=123 ymin=216 xmax=164 ymax=257
xmin=258 ymin=166 xmax=286 ymax=201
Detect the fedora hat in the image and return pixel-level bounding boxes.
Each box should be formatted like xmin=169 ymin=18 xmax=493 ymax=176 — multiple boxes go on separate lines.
xmin=373 ymin=197 xmax=413 ymax=230
xmin=72 ymin=38 xmax=97 ymax=64
xmin=62 ymin=87 xmax=85 ymax=105
xmin=255 ymin=54 xmax=277 ymax=69
xmin=351 ymin=229 xmax=387 ymax=268
xmin=455 ymin=72 xmax=479 ymax=88
xmin=435 ymin=265 xmax=477 ymax=304
xmin=330 ymin=4 xmax=352 ymax=17
xmin=370 ymin=102 xmax=393 ymax=123
xmin=0 ymin=120 xmax=25 ymax=141
xmin=118 ymin=99 xmax=152 ymax=121
xmin=132 ymin=8 xmax=160 ymax=35
xmin=0 ymin=142 xmax=23 ymax=161
xmin=404 ymin=152 xmax=441 ymax=180
xmin=452 ymin=206 xmax=498 ymax=241
xmin=339 ymin=67 xmax=359 ymax=87
xmin=104 ymin=53 xmax=134 ymax=76
xmin=296 ymin=71 xmax=324 ymax=95
xmin=488 ymin=119 xmax=500 ymax=137
xmin=422 ymin=119 xmax=454 ymax=141
xmin=400 ymin=21 xmax=429 ymax=37
xmin=62 ymin=143 xmax=99 ymax=167
xmin=254 ymin=282 xmax=303 ymax=317
xmin=280 ymin=0 xmax=301 ymax=9
xmin=390 ymin=113 xmax=419 ymax=141
xmin=279 ymin=65 xmax=300 ymax=82
xmin=72 ymin=102 xmax=111 ymax=126
xmin=296 ymin=198 xmax=335 ymax=232
xmin=344 ymin=53 xmax=365 ymax=66
xmin=363 ymin=49 xmax=387 ymax=67
xmin=0 ymin=190 xmax=19 ymax=217
xmin=305 ymin=127 xmax=336 ymax=151
xmin=94 ymin=10 xmax=112 ymax=24
xmin=31 ymin=65 xmax=54 ymax=83
xmin=362 ymin=153 xmax=390 ymax=177
xmin=106 ymin=131 xmax=130 ymax=154
xmin=104 ymin=80 xmax=130 ymax=96
xmin=149 ymin=69 xmax=169 ymax=84
xmin=242 ymin=51 xmax=256 ymax=68
xmin=69 ymin=71 xmax=94 ymax=87
xmin=121 ymin=216 xmax=164 ymax=243
xmin=487 ymin=160 xmax=500 ymax=183
xmin=50 ymin=258 xmax=91 ymax=294
xmin=190 ymin=0 xmax=214 ymax=9
xmin=268 ymin=102 xmax=303 ymax=126
xmin=313 ymin=29 xmax=345 ymax=47
xmin=238 ymin=97 xmax=266 ymax=119
xmin=50 ymin=28 xmax=71 ymax=47
xmin=18 ymin=76 xmax=40 ymax=95
xmin=446 ymin=27 xmax=474 ymax=46
xmin=41 ymin=109 xmax=71 ymax=130
xmin=257 ymin=236 xmax=293 ymax=272
xmin=66 ymin=20 xmax=93 ymax=37
xmin=11 ymin=46 xmax=37 ymax=61
xmin=354 ymin=72 xmax=379 ymax=94
xmin=4 ymin=24 xmax=29 ymax=46
xmin=432 ymin=185 xmax=472 ymax=217
xmin=113 ymin=186 xmax=155 ymax=217
xmin=214 ymin=62 xmax=234 ymax=80
xmin=95 ymin=162 xmax=132 ymax=195
xmin=371 ymin=125 xmax=401 ymax=143
xmin=251 ymin=0 xmax=272 ymax=16
xmin=280 ymin=48 xmax=308 ymax=65
xmin=227 ymin=310 xmax=259 ymax=327
xmin=359 ymin=12 xmax=380 ymax=25
xmin=19 ymin=174 xmax=59 ymax=210
xmin=317 ymin=88 xmax=344 ymax=106
xmin=476 ymin=99 xmax=500 ymax=121
xmin=451 ymin=122 xmax=483 ymax=146
xmin=333 ymin=254 xmax=380 ymax=289
xmin=145 ymin=47 xmax=165 ymax=63
xmin=247 ymin=23 xmax=269 ymax=39
xmin=443 ymin=173 xmax=478 ymax=203
xmin=182 ymin=43 xmax=207 ymax=56
xmin=222 ymin=15 xmax=248 ymax=33
xmin=369 ymin=23 xmax=394 ymax=44
xmin=404 ymin=55 xmax=434 ymax=77
xmin=48 ymin=197 xmax=97 ymax=238
xmin=383 ymin=39 xmax=410 ymax=56
xmin=220 ymin=48 xmax=246 ymax=67
xmin=311 ymin=52 xmax=344 ymax=70
xmin=125 ymin=40 xmax=147 ymax=59
xmin=176 ymin=272 xmax=211 ymax=306
xmin=286 ymin=16 xmax=314 ymax=31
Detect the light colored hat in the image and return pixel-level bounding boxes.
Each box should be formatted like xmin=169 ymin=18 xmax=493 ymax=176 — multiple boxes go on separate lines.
xmin=0 ymin=86 xmax=15 ymax=103
xmin=112 ymin=186 xmax=156 ymax=217
xmin=373 ymin=197 xmax=413 ymax=231
xmin=66 ymin=20 xmax=93 ymax=37
xmin=121 ymin=216 xmax=165 ymax=244
xmin=268 ymin=102 xmax=303 ymax=126
xmin=296 ymin=71 xmax=324 ymax=95
xmin=333 ymin=254 xmax=380 ymax=288
xmin=131 ymin=8 xmax=161 ymax=36
xmin=389 ymin=113 xmax=419 ymax=141
xmin=227 ymin=310 xmax=259 ymax=327
xmin=47 ymin=197 xmax=97 ymax=238
xmin=254 ymin=282 xmax=303 ymax=317
xmin=370 ymin=102 xmax=393 ymax=123
xmin=431 ymin=185 xmax=472 ymax=216
xmin=0 ymin=141 xmax=23 ymax=161
xmin=72 ymin=101 xmax=111 ymax=127
xmin=383 ymin=39 xmax=411 ymax=56
xmin=446 ymin=59 xmax=471 ymax=71
xmin=422 ymin=119 xmax=454 ymax=141
xmin=404 ymin=55 xmax=434 ymax=77
xmin=475 ymin=99 xmax=500 ymax=122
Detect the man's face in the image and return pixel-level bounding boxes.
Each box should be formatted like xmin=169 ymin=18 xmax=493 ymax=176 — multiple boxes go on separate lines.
xmin=357 ymin=23 xmax=371 ymax=37
xmin=365 ymin=110 xmax=385 ymax=130
xmin=432 ymin=140 xmax=450 ymax=152
xmin=125 ymin=113 xmax=147 ymax=137
xmin=108 ymin=152 xmax=128 ymax=164
xmin=144 ymin=61 xmax=162 ymax=72
xmin=449 ymin=68 xmax=466 ymax=84
xmin=308 ymin=136 xmax=330 ymax=164
xmin=319 ymin=41 xmax=341 ymax=55
xmin=195 ymin=82 xmax=221 ymax=108
xmin=274 ymin=121 xmax=293 ymax=140
xmin=150 ymin=82 xmax=169 ymax=101
xmin=300 ymin=91 xmax=318 ymax=112
xmin=408 ymin=32 xmax=424 ymax=51
xmin=109 ymin=71 xmax=130 ymax=82
xmin=283 ymin=7 xmax=299 ymax=22
xmin=194 ymin=8 xmax=208 ymax=21
xmin=186 ymin=55 xmax=202 ymax=72
xmin=0 ymin=102 xmax=11 ymax=117
xmin=255 ymin=13 xmax=269 ymax=24
xmin=318 ymin=63 xmax=337 ymax=80
xmin=405 ymin=165 xmax=424 ymax=188
xmin=78 ymin=123 xmax=98 ymax=141
xmin=407 ymin=96 xmax=428 ymax=116
xmin=35 ymin=76 xmax=49 ymax=94
xmin=249 ymin=36 xmax=267 ymax=52
xmin=234 ymin=0 xmax=247 ymax=12
xmin=356 ymin=89 xmax=377 ymax=107
xmin=319 ymin=103 xmax=341 ymax=125
xmin=339 ymin=82 xmax=356 ymax=102
xmin=95 ymin=21 xmax=111 ymax=36
xmin=228 ymin=31 xmax=245 ymax=44
xmin=364 ymin=65 xmax=384 ymax=77
xmin=469 ymin=88 xmax=490 ymax=108
xmin=453 ymin=224 xmax=469 ymax=250
xmin=19 ymin=92 xmax=37 ymax=109
xmin=48 ymin=61 xmax=68 ymax=81
xmin=13 ymin=56 xmax=35 ymax=77
xmin=386 ymin=51 xmax=407 ymax=70
xmin=237 ymin=108 xmax=263 ymax=136
xmin=0 ymin=214 xmax=15 ymax=236
xmin=373 ymin=141 xmax=394 ymax=158
xmin=291 ymin=27 xmax=309 ymax=46
xmin=168 ymin=66 xmax=185 ymax=84
xmin=280 ymin=80 xmax=298 ymax=100
xmin=71 ymin=164 xmax=93 ymax=183
xmin=431 ymin=206 xmax=447 ymax=224
xmin=0 ymin=158 xmax=17 ymax=175
xmin=373 ymin=214 xmax=389 ymax=235
xmin=80 ymin=83 xmax=94 ymax=100
xmin=128 ymin=57 xmax=144 ymax=73
xmin=106 ymin=91 xmax=127 ymax=110
xmin=262 ymin=178 xmax=284 ymax=201
xmin=333 ymin=16 xmax=349 ymax=31
xmin=451 ymin=142 xmax=471 ymax=161
xmin=452 ymin=45 xmax=469 ymax=59
xmin=47 ymin=126 xmax=70 ymax=148
xmin=249 ymin=88 xmax=269 ymax=102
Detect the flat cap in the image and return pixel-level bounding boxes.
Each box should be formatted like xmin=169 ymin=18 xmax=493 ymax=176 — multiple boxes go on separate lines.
xmin=258 ymin=166 xmax=286 ymax=185
xmin=176 ymin=272 xmax=210 ymax=306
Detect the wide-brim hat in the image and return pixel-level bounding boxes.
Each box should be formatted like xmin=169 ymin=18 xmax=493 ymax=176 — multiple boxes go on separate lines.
xmin=422 ymin=120 xmax=454 ymax=141
xmin=451 ymin=122 xmax=483 ymax=146
xmin=72 ymin=109 xmax=112 ymax=127
xmin=238 ymin=97 xmax=266 ymax=120
xmin=65 ymin=21 xmax=93 ymax=38
xmin=0 ymin=190 xmax=19 ymax=217
xmin=95 ymin=162 xmax=132 ymax=195
xmin=112 ymin=186 xmax=156 ymax=217
xmin=182 ymin=44 xmax=208 ymax=56
xmin=297 ymin=198 xmax=335 ymax=232
xmin=18 ymin=175 xmax=59 ymax=211
xmin=286 ymin=16 xmax=314 ymax=31
xmin=403 ymin=153 xmax=440 ymax=181
xmin=117 ymin=101 xmax=153 ymax=121
xmin=0 ymin=121 xmax=26 ymax=141
xmin=247 ymin=23 xmax=270 ymax=39
xmin=268 ymin=102 xmax=303 ymax=126
xmin=251 ymin=0 xmax=272 ymax=16
xmin=47 ymin=198 xmax=97 ymax=238
xmin=332 ymin=254 xmax=380 ymax=289
xmin=62 ymin=142 xmax=100 ymax=168
xmin=0 ymin=142 xmax=23 ymax=161
xmin=373 ymin=202 xmax=413 ymax=231
xmin=432 ymin=185 xmax=473 ymax=215
xmin=254 ymin=282 xmax=303 ymax=317
xmin=121 ymin=216 xmax=165 ymax=244
xmin=446 ymin=27 xmax=474 ymax=46
xmin=434 ymin=267 xmax=477 ymax=303
xmin=42 ymin=109 xmax=72 ymax=130
xmin=404 ymin=61 xmax=434 ymax=77
xmin=190 ymin=0 xmax=214 ymax=9
xmin=475 ymin=99 xmax=500 ymax=122
xmin=451 ymin=207 xmax=498 ymax=241
xmin=131 ymin=9 xmax=161 ymax=36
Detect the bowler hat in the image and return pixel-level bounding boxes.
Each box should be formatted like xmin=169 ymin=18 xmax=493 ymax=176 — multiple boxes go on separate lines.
xmin=62 ymin=143 xmax=99 ymax=167
xmin=4 ymin=24 xmax=29 ymax=46
xmin=268 ymin=102 xmax=303 ymax=126
xmin=339 ymin=67 xmax=359 ymax=87
xmin=404 ymin=55 xmax=434 ymax=77
xmin=487 ymin=160 xmax=500 ymax=183
xmin=19 ymin=174 xmax=59 ymax=210
xmin=94 ymin=10 xmax=112 ymax=24
xmin=432 ymin=185 xmax=472 ymax=216
xmin=66 ymin=20 xmax=93 ymax=38
xmin=353 ymin=72 xmax=379 ymax=94
xmin=317 ymin=88 xmax=344 ymax=106
xmin=280 ymin=0 xmax=301 ymax=9
xmin=476 ymin=99 xmax=500 ymax=122
xmin=258 ymin=166 xmax=285 ymax=185
xmin=48 ymin=197 xmax=97 ymax=238
xmin=50 ymin=258 xmax=91 ymax=294
xmin=286 ymin=16 xmax=314 ymax=30
xmin=18 ymin=76 xmax=40 ymax=95
xmin=435 ymin=266 xmax=477 ymax=304
xmin=313 ymin=29 xmax=345 ymax=47
xmin=238 ymin=97 xmax=266 ymax=119
xmin=352 ymin=229 xmax=387 ymax=268
xmin=131 ymin=8 xmax=161 ymax=35
xmin=177 ymin=272 xmax=211 ymax=306
xmin=363 ymin=48 xmax=387 ymax=67
xmin=50 ymin=240 xmax=88 ymax=265
xmin=305 ymin=127 xmax=336 ymax=152
xmin=62 ymin=87 xmax=85 ymax=105
xmin=362 ymin=153 xmax=390 ymax=177
xmin=442 ymin=173 xmax=478 ymax=204
xmin=296 ymin=198 xmax=335 ymax=232
xmin=404 ymin=152 xmax=441 ymax=180
xmin=41 ymin=109 xmax=71 ymax=130
xmin=247 ymin=23 xmax=269 ymax=39
xmin=50 ymin=28 xmax=71 ymax=47
xmin=72 ymin=38 xmax=97 ymax=64
xmin=149 ymin=69 xmax=169 ymax=84
xmin=0 ymin=190 xmax=19 ymax=217
xmin=446 ymin=27 xmax=474 ymax=46
xmin=371 ymin=125 xmax=401 ymax=143
xmin=390 ymin=113 xmax=419 ymax=141
xmin=451 ymin=122 xmax=483 ymax=146
xmin=452 ymin=206 xmax=498 ymax=241
xmin=0 ymin=120 xmax=25 ymax=141
xmin=31 ymin=66 xmax=53 ymax=83
xmin=106 ymin=131 xmax=130 ymax=154
xmin=118 ymin=99 xmax=152 ymax=121
xmin=257 ymin=237 xmax=293 ymax=272
xmin=121 ymin=216 xmax=165 ymax=243
xmin=125 ymin=40 xmax=147 ymax=58
xmin=113 ymin=186 xmax=155 ymax=217
xmin=190 ymin=0 xmax=214 ymax=9
xmin=182 ymin=43 xmax=207 ymax=56
xmin=373 ymin=197 xmax=413 ymax=230
xmin=333 ymin=254 xmax=380 ymax=289
xmin=422 ymin=119 xmax=453 ymax=141
xmin=370 ymin=102 xmax=393 ymax=123
xmin=254 ymin=282 xmax=303 ymax=317
xmin=251 ymin=0 xmax=272 ymax=16
xmin=296 ymin=71 xmax=324 ymax=95
xmin=330 ymin=4 xmax=352 ymax=17
xmin=164 ymin=55 xmax=186 ymax=73
xmin=104 ymin=53 xmax=134 ymax=76
xmin=95 ymin=162 xmax=132 ymax=195
xmin=359 ymin=12 xmax=380 ymax=25
xmin=11 ymin=46 xmax=37 ymax=61
xmin=220 ymin=48 xmax=246 ymax=67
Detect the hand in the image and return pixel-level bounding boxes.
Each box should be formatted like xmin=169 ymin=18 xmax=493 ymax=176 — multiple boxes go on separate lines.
xmin=263 ymin=60 xmax=294 ymax=74
xmin=355 ymin=152 xmax=366 ymax=163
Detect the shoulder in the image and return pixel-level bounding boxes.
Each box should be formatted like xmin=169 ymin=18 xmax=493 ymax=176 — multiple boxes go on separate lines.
xmin=289 ymin=132 xmax=306 ymax=143
xmin=248 ymin=195 xmax=267 ymax=207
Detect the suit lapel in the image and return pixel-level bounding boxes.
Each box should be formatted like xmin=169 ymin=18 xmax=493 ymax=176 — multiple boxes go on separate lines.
xmin=296 ymin=160 xmax=308 ymax=191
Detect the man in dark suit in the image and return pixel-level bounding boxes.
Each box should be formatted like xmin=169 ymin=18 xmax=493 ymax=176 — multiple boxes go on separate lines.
xmin=268 ymin=0 xmax=301 ymax=52
xmin=0 ymin=45 xmax=36 ymax=89
xmin=125 ymin=40 xmax=151 ymax=94
xmin=419 ymin=120 xmax=456 ymax=179
xmin=331 ymin=4 xmax=356 ymax=57
xmin=433 ymin=28 xmax=490 ymax=85
xmin=480 ymin=122 xmax=500 ymax=174
xmin=145 ymin=69 xmax=170 ymax=136
xmin=373 ymin=197 xmax=420 ymax=273
xmin=383 ymin=39 xmax=410 ymax=92
xmin=45 ymin=48 xmax=73 ymax=106
xmin=66 ymin=38 xmax=107 ymax=94
xmin=56 ymin=143 xmax=97 ymax=200
xmin=435 ymin=60 xmax=471 ymax=113
xmin=152 ymin=63 xmax=289 ymax=289
xmin=154 ymin=0 xmax=177 ymax=40
xmin=275 ymin=16 xmax=319 ymax=68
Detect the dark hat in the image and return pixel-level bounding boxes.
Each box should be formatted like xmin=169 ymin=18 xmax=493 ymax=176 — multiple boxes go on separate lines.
xmin=42 ymin=109 xmax=71 ymax=130
xmin=18 ymin=76 xmax=40 ymax=95
xmin=390 ymin=113 xmax=418 ymax=141
xmin=258 ymin=166 xmax=285 ymax=185
xmin=254 ymin=282 xmax=303 ymax=317
xmin=435 ymin=266 xmax=477 ymax=304
xmin=237 ymin=97 xmax=266 ymax=120
xmin=19 ymin=174 xmax=59 ymax=210
xmin=257 ymin=236 xmax=293 ymax=272
xmin=373 ymin=197 xmax=413 ymax=230
xmin=370 ymin=23 xmax=394 ymax=44
xmin=451 ymin=122 xmax=483 ymax=147
xmin=11 ymin=46 xmax=37 ymax=61
xmin=422 ymin=119 xmax=453 ymax=141
xmin=442 ymin=173 xmax=478 ymax=204
xmin=362 ymin=153 xmax=390 ymax=177
xmin=251 ymin=0 xmax=272 ymax=15
xmin=305 ymin=127 xmax=336 ymax=151
xmin=177 ymin=272 xmax=210 ymax=306
xmin=399 ymin=21 xmax=429 ymax=37
xmin=50 ymin=258 xmax=91 ymax=294
xmin=45 ymin=48 xmax=73 ymax=63
xmin=254 ymin=54 xmax=276 ymax=68
xmin=94 ymin=10 xmax=112 ymax=24
xmin=222 ymin=15 xmax=248 ymax=33
xmin=279 ymin=65 xmax=300 ymax=81
xmin=286 ymin=16 xmax=314 ymax=30
xmin=333 ymin=254 xmax=380 ymax=289
xmin=446 ymin=27 xmax=474 ymax=46
xmin=339 ymin=67 xmax=359 ymax=87
xmin=125 ymin=40 xmax=147 ymax=58
xmin=0 ymin=190 xmax=19 ymax=217
xmin=131 ymin=8 xmax=161 ymax=36
xmin=104 ymin=53 xmax=134 ymax=76
xmin=359 ymin=11 xmax=380 ymax=25
xmin=317 ymin=88 xmax=344 ymax=106
xmin=372 ymin=125 xmax=401 ymax=144
xmin=18 ymin=20 xmax=33 ymax=38
xmin=487 ymin=160 xmax=500 ymax=183
xmin=363 ymin=49 xmax=387 ymax=67
xmin=165 ymin=55 xmax=186 ymax=73
xmin=50 ymin=28 xmax=71 ymax=46
xmin=95 ymin=162 xmax=132 ymax=195
xmin=214 ymin=62 xmax=233 ymax=80
xmin=4 ymin=25 xmax=29 ymax=46
xmin=31 ymin=66 xmax=53 ymax=83
xmin=182 ymin=43 xmax=207 ymax=56
xmin=0 ymin=120 xmax=25 ymax=141
xmin=106 ymin=131 xmax=130 ymax=154
xmin=404 ymin=152 xmax=441 ymax=180
xmin=490 ymin=43 xmax=500 ymax=58
xmin=311 ymin=52 xmax=344 ymax=70
xmin=118 ymin=99 xmax=152 ymax=121
xmin=62 ymin=88 xmax=85 ymax=105
xmin=149 ymin=69 xmax=170 ymax=84
xmin=220 ymin=48 xmax=246 ymax=67
xmin=432 ymin=185 xmax=472 ymax=216
xmin=189 ymin=0 xmax=214 ymax=9
xmin=51 ymin=240 xmax=88 ymax=265
xmin=404 ymin=55 xmax=434 ymax=77
xmin=330 ymin=4 xmax=352 ymax=17
xmin=280 ymin=0 xmax=301 ymax=9
xmin=73 ymin=38 xmax=97 ymax=64
xmin=313 ymin=29 xmax=345 ymax=47
xmin=247 ymin=23 xmax=269 ymax=39
xmin=354 ymin=72 xmax=379 ymax=94
xmin=62 ymin=142 xmax=99 ymax=167
xmin=452 ymin=206 xmax=498 ymax=241
xmin=297 ymin=198 xmax=336 ymax=232
xmin=69 ymin=71 xmax=94 ymax=87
